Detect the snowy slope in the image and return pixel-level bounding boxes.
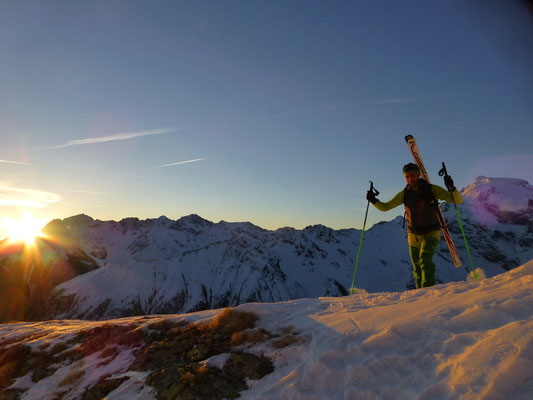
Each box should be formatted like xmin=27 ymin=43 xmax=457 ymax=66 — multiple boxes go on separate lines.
xmin=461 ymin=176 xmax=533 ymax=224
xmin=440 ymin=176 xmax=533 ymax=274
xmin=0 ymin=176 xmax=531 ymax=321
xmin=1 ymin=260 xmax=532 ymax=399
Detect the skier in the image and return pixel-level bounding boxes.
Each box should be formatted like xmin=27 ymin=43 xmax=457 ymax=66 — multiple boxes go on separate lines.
xmin=366 ymin=163 xmax=462 ymax=288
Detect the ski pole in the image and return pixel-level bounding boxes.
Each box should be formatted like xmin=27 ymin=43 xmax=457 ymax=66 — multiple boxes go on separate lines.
xmin=350 ymin=181 xmax=379 ymax=294
xmin=438 ymin=162 xmax=478 ymax=279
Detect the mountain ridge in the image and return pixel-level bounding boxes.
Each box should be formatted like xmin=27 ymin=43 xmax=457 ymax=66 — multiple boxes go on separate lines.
xmin=0 ymin=176 xmax=531 ymax=322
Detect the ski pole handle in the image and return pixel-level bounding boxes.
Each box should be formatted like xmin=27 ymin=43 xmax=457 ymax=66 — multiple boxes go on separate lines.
xmin=369 ymin=181 xmax=379 ymax=196
xmin=438 ymin=162 xmax=458 ymax=204
xmin=438 ymin=162 xmax=448 ymax=178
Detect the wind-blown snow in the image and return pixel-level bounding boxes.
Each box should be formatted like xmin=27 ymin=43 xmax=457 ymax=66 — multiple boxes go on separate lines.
xmin=2 ymin=259 xmax=532 ymax=399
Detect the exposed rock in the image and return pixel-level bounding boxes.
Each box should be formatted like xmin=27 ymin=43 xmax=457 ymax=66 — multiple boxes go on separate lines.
xmin=223 ymin=351 xmax=274 ymax=380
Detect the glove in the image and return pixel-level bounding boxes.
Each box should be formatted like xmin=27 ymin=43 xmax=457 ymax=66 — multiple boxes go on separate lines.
xmin=444 ymin=175 xmax=456 ymax=192
xmin=366 ymin=190 xmax=378 ymax=204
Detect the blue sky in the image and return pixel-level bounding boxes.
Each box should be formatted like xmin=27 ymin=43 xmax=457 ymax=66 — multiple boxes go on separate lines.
xmin=0 ymin=0 xmax=532 ymax=234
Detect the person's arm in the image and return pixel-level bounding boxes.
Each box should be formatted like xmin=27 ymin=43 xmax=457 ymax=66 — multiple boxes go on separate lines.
xmin=373 ymin=190 xmax=405 ymax=212
xmin=432 ymin=185 xmax=463 ymax=204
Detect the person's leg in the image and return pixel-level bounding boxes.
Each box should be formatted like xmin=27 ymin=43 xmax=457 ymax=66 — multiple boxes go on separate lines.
xmin=408 ymin=233 xmax=422 ymax=288
xmin=419 ymin=236 xmax=439 ymax=287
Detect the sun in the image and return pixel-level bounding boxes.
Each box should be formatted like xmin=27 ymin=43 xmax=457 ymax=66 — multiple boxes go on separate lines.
xmin=1 ymin=213 xmax=48 ymax=245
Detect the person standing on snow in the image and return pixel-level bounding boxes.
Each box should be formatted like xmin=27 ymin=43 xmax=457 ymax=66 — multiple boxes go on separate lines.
xmin=366 ymin=163 xmax=462 ymax=288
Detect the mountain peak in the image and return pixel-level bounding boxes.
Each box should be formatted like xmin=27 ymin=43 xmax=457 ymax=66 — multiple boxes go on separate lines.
xmin=462 ymin=176 xmax=532 ymax=209
xmin=62 ymin=214 xmax=95 ymax=225
xmin=470 ymin=176 xmax=530 ymax=187
xmin=174 ymin=214 xmax=214 ymax=227
xmin=42 ymin=214 xmax=95 ymax=234
xmin=461 ymin=176 xmax=533 ymax=224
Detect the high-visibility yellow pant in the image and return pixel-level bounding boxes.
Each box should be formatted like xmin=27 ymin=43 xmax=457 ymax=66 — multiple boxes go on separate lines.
xmin=408 ymin=230 xmax=441 ymax=288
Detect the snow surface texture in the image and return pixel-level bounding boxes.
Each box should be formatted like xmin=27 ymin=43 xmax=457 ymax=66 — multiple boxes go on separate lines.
xmin=1 ymin=176 xmax=532 ymax=321
xmin=1 ymin=260 xmax=532 ymax=399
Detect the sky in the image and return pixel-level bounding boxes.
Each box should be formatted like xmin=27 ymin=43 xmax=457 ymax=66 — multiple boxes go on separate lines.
xmin=0 ymin=0 xmax=532 ymax=235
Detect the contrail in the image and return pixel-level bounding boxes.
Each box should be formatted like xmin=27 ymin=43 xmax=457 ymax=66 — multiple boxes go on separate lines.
xmin=156 ymin=158 xmax=207 ymax=168
xmin=72 ymin=190 xmax=121 ymax=195
xmin=50 ymin=128 xmax=175 ymax=149
xmin=0 ymin=160 xmax=31 ymax=165
xmin=373 ymin=96 xmax=433 ymax=105
xmin=373 ymin=89 xmax=493 ymax=105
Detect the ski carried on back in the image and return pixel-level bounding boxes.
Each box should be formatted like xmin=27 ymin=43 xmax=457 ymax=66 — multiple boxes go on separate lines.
xmin=405 ymin=135 xmax=462 ymax=268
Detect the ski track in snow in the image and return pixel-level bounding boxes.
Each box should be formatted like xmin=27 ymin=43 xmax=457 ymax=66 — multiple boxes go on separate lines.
xmin=1 ymin=260 xmax=532 ymax=399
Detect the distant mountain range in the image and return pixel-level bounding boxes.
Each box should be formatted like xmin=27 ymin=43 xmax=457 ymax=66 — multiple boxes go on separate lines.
xmin=1 ymin=176 xmax=532 ymax=322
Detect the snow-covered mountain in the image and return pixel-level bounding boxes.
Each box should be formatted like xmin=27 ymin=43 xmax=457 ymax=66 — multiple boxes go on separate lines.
xmin=1 ymin=260 xmax=532 ymax=399
xmin=460 ymin=176 xmax=533 ymax=225
xmin=0 ymin=176 xmax=531 ymax=322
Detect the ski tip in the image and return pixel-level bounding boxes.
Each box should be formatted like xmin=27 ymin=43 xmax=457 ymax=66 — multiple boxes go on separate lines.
xmin=405 ymin=134 xmax=414 ymax=142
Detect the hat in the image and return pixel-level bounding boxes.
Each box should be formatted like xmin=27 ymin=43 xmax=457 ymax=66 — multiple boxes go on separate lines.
xmin=403 ymin=163 xmax=420 ymax=175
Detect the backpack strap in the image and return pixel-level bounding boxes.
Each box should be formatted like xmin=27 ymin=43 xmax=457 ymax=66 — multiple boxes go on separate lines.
xmin=419 ymin=179 xmax=439 ymax=210
xmin=403 ymin=185 xmax=409 ymax=228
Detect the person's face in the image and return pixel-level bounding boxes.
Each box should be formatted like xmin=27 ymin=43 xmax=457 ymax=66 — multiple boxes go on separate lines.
xmin=405 ymin=171 xmax=420 ymax=187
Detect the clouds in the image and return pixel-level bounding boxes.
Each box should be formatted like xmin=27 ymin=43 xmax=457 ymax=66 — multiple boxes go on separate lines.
xmin=0 ymin=182 xmax=61 ymax=208
xmin=1 ymin=127 xmax=206 ymax=212
xmin=155 ymin=158 xmax=207 ymax=168
xmin=0 ymin=160 xmax=32 ymax=165
xmin=50 ymin=128 xmax=175 ymax=149
xmin=46 ymin=127 xmax=209 ymax=171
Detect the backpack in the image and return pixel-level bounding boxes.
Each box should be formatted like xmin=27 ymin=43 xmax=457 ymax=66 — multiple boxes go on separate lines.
xmin=402 ymin=179 xmax=441 ymax=234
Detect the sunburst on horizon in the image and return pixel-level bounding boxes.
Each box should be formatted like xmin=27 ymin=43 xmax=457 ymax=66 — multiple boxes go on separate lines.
xmin=1 ymin=212 xmax=50 ymax=245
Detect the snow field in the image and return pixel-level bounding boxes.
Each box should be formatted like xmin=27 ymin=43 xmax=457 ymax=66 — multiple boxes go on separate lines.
xmin=1 ymin=259 xmax=532 ymax=399
xmin=238 ymin=259 xmax=533 ymax=399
